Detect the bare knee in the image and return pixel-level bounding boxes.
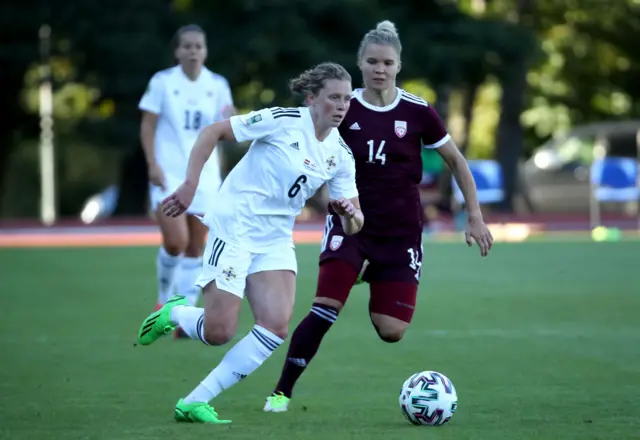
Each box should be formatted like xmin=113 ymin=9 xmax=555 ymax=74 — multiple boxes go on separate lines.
xmin=201 ymin=283 xmax=242 ymax=345
xmin=184 ymin=215 xmax=207 ymax=257
xmin=370 ymin=314 xmax=409 ymax=343
xmin=163 ymin=237 xmax=187 ymax=256
xmin=314 ymin=296 xmax=345 ymax=312
xmin=203 ymin=320 xmax=236 ymax=346
xmin=184 ymin=229 xmax=206 ymax=257
xmin=184 ymin=242 xmax=204 ymax=258
xmin=255 ymin=316 xmax=289 ymax=341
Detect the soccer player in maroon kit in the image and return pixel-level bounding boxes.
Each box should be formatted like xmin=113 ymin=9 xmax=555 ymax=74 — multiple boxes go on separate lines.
xmin=264 ymin=20 xmax=493 ymax=412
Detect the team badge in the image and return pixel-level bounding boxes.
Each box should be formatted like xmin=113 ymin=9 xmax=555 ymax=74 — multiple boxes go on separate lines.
xmin=244 ymin=114 xmax=262 ymax=126
xmin=330 ymin=235 xmax=344 ymax=251
xmin=222 ymin=267 xmax=237 ymax=281
xmin=326 ymin=156 xmax=337 ymax=171
xmin=394 ymin=120 xmax=407 ymax=138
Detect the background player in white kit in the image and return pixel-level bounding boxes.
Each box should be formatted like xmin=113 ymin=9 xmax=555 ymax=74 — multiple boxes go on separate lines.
xmin=138 ymin=24 xmax=235 ymax=317
xmin=136 ymin=62 xmax=364 ymax=424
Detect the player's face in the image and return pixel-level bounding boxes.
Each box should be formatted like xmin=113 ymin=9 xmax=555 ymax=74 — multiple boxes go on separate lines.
xmin=359 ymin=43 xmax=401 ymax=91
xmin=309 ymin=79 xmax=352 ymax=128
xmin=175 ymin=31 xmax=207 ymax=70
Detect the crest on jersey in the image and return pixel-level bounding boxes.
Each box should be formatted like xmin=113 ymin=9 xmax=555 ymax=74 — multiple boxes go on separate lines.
xmin=244 ymin=114 xmax=262 ymax=126
xmin=395 ymin=120 xmax=407 ymax=138
xmin=326 ymin=156 xmax=337 ymax=171
xmin=222 ymin=267 xmax=237 ymax=281
xmin=330 ymin=235 xmax=344 ymax=251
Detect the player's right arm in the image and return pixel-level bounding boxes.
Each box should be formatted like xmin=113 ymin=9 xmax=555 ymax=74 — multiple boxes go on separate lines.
xmin=184 ymin=108 xmax=282 ymax=189
xmin=162 ymin=108 xmax=283 ymax=216
xmin=139 ymin=74 xmax=164 ymax=189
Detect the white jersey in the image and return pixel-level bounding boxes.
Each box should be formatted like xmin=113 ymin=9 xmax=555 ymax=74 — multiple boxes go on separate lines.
xmin=138 ymin=65 xmax=233 ymax=184
xmin=203 ymin=106 xmax=358 ymax=253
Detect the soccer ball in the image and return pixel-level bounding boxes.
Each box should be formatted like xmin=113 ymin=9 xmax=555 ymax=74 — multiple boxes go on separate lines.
xmin=399 ymin=370 xmax=458 ymax=426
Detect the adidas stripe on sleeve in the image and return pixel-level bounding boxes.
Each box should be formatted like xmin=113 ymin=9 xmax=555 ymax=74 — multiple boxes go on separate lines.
xmin=229 ymin=107 xmax=301 ymax=143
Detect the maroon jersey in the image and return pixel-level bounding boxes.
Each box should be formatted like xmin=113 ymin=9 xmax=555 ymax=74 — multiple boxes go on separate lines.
xmin=335 ymin=88 xmax=450 ymax=237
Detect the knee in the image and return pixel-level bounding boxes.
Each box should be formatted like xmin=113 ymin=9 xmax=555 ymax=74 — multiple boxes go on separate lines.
xmin=314 ymin=297 xmax=345 ymax=313
xmin=255 ymin=318 xmax=289 ymax=341
xmin=370 ymin=315 xmax=408 ymax=343
xmin=375 ymin=326 xmax=406 ymax=343
xmin=203 ymin=321 xmax=236 ymax=346
xmin=183 ymin=243 xmax=203 ymax=258
xmin=163 ymin=239 xmax=187 ymax=256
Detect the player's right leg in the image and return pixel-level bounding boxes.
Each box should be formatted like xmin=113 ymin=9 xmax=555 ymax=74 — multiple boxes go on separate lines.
xmin=266 ymin=219 xmax=362 ymax=411
xmin=176 ymin=245 xmax=296 ymax=423
xmin=146 ymin=233 xmax=251 ymax=424
xmin=150 ymin=182 xmax=188 ymax=308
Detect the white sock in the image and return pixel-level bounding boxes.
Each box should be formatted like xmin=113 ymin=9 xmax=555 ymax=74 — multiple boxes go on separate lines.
xmin=156 ymin=247 xmax=181 ymax=305
xmin=176 ymin=256 xmax=203 ymax=306
xmin=183 ymin=325 xmax=284 ymax=403
xmin=171 ymin=305 xmax=206 ymax=342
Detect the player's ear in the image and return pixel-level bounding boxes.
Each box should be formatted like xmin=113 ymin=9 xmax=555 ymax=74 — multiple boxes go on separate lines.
xmin=305 ymin=93 xmax=315 ymax=107
xmin=397 ymin=61 xmax=402 ymax=74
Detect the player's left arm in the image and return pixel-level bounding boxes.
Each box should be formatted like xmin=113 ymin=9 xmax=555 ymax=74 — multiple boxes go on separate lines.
xmin=422 ymin=105 xmax=493 ymax=255
xmin=437 ymin=140 xmax=493 ymax=256
xmin=328 ymin=140 xmax=364 ymax=235
xmin=436 ymin=140 xmax=481 ymax=217
xmin=331 ymin=196 xmax=364 ymax=235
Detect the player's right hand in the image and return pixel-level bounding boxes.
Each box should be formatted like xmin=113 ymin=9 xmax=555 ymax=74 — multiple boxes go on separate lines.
xmin=161 ymin=182 xmax=196 ymax=217
xmin=148 ymin=163 xmax=166 ymax=190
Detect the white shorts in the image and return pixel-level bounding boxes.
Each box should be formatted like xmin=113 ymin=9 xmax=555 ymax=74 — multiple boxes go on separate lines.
xmin=149 ymin=172 xmax=221 ymax=215
xmin=195 ymin=233 xmax=298 ymax=298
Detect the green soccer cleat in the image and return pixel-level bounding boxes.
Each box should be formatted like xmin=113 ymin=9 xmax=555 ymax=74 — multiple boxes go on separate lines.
xmin=174 ymin=398 xmax=231 ymax=424
xmin=137 ymin=295 xmax=189 ymax=346
xmin=263 ymin=392 xmax=290 ymax=412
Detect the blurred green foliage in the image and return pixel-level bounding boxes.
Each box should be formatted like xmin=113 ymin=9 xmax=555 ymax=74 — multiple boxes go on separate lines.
xmin=2 ymin=0 xmax=639 ymax=217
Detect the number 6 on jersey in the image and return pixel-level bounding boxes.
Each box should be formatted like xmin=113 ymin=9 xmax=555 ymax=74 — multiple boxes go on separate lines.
xmin=367 ymin=140 xmax=386 ymax=165
xmin=288 ymin=175 xmax=308 ymax=198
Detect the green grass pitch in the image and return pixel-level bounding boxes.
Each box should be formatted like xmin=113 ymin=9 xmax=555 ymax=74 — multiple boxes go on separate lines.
xmin=1 ymin=240 xmax=638 ymax=440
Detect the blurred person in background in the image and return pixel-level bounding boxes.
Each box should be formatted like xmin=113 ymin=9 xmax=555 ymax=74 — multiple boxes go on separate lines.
xmin=138 ymin=24 xmax=236 ymax=336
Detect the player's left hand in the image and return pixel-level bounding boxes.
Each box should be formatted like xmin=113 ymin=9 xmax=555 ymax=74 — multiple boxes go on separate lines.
xmin=465 ymin=213 xmax=493 ymax=257
xmin=330 ymin=197 xmax=357 ymax=218
xmin=161 ymin=182 xmax=196 ymax=217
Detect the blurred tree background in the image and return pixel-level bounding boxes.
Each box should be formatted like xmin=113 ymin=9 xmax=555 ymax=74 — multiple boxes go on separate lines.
xmin=1 ymin=0 xmax=639 ymax=219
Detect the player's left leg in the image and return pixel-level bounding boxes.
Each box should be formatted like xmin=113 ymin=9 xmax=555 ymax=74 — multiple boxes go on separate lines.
xmin=364 ymin=235 xmax=422 ymax=342
xmin=369 ymin=281 xmax=417 ymax=342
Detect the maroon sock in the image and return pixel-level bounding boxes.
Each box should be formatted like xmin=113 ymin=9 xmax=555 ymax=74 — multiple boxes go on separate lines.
xmin=274 ymin=303 xmax=339 ymax=398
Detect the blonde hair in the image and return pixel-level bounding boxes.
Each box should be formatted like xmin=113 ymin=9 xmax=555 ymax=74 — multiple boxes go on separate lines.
xmin=289 ymin=62 xmax=352 ymax=97
xmin=357 ymin=20 xmax=402 ymax=62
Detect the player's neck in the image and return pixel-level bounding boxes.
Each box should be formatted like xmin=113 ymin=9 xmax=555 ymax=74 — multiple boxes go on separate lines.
xmin=309 ymin=109 xmax=333 ymax=141
xmin=362 ymin=87 xmax=397 ymax=107
xmin=180 ymin=65 xmax=202 ymax=81
xmin=314 ymin=125 xmax=332 ymax=142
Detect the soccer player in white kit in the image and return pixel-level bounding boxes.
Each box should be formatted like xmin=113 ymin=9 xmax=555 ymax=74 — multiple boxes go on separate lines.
xmin=138 ymin=24 xmax=235 ymax=319
xmin=136 ymin=62 xmax=364 ymax=424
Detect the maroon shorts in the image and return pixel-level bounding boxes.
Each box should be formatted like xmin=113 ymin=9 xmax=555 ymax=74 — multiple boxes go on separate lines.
xmin=319 ymin=214 xmax=423 ymax=284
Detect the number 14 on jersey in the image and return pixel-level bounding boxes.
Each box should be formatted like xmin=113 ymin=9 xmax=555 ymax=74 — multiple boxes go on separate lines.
xmin=367 ymin=140 xmax=386 ymax=165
